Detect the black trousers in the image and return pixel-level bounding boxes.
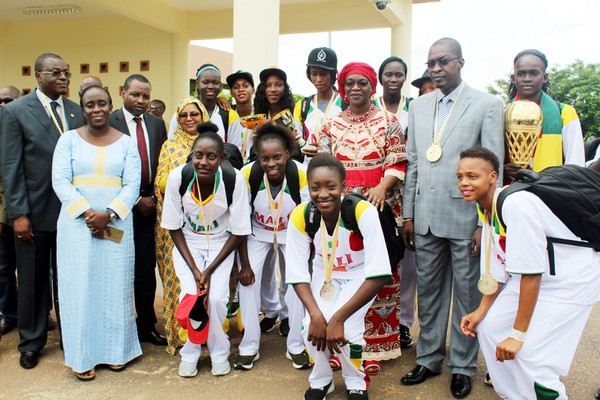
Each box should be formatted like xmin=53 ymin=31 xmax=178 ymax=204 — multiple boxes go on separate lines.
xmin=0 ymin=226 xmax=18 ymax=321
xmin=14 ymin=230 xmax=59 ymax=353
xmin=133 ymin=208 xmax=158 ymax=331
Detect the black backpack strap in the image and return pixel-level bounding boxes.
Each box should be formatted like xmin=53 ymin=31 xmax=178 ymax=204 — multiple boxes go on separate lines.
xmin=219 ymin=108 xmax=229 ymax=141
xmin=220 ymin=159 xmax=236 ymax=207
xmin=285 ymin=161 xmax=301 ymax=205
xmin=340 ymin=193 xmax=366 ymax=235
xmin=546 ymin=236 xmax=600 ymax=276
xmin=179 ymin=161 xmax=195 ymax=197
xmin=496 ymin=182 xmax=532 ymax=230
xmin=300 ymin=95 xmax=313 ymax=124
xmin=249 ymin=161 xmax=264 ymax=207
xmin=304 ymin=201 xmax=321 ymax=239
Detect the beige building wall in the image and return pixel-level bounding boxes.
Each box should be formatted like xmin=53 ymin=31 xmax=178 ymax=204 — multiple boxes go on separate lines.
xmin=0 ymin=16 xmax=175 ymax=112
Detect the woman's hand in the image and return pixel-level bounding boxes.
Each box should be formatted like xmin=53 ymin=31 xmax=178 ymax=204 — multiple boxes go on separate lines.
xmin=471 ymin=226 xmax=482 ymax=257
xmin=301 ymin=143 xmax=321 ymax=157
xmin=366 ymin=183 xmax=388 ymax=212
xmin=199 ymin=269 xmax=212 ymax=294
xmin=85 ymin=211 xmax=110 ymax=234
xmin=326 ymin=317 xmax=348 ymax=354
xmin=238 ymin=265 xmax=255 ymax=287
xmin=496 ymin=337 xmax=523 ymax=362
xmin=192 ymin=268 xmax=204 ymax=293
xmin=307 ymin=312 xmax=328 ymax=352
xmin=460 ymin=309 xmax=485 ymax=337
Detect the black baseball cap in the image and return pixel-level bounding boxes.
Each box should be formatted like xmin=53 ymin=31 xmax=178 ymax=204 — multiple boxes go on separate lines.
xmin=411 ymin=70 xmax=432 ymax=89
xmin=306 ymin=47 xmax=338 ymax=71
xmin=259 ymin=67 xmax=287 ymax=83
xmin=226 ymin=70 xmax=254 ymax=88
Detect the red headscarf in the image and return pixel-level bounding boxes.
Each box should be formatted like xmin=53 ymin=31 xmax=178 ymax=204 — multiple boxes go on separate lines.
xmin=337 ymin=62 xmax=377 ymax=103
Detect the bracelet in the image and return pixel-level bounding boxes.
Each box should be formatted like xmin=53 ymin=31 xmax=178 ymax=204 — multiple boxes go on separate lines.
xmin=403 ymin=218 xmax=413 ymax=222
xmin=510 ymin=328 xmax=526 ymax=342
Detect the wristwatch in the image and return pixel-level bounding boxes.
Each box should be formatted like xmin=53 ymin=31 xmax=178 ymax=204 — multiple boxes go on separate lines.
xmin=106 ymin=208 xmax=117 ymax=222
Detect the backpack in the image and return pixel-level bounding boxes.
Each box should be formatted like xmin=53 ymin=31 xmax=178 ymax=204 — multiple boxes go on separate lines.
xmin=248 ymin=160 xmax=302 ymax=208
xmin=497 ymin=165 xmax=600 ymax=275
xmin=178 ymin=159 xmax=237 ymax=207
xmin=304 ymin=193 xmax=404 ymax=270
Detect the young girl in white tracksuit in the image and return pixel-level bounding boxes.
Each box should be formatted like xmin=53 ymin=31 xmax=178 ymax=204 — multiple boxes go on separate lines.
xmin=161 ymin=122 xmax=251 ymax=378
xmin=285 ymin=153 xmax=390 ymax=400
xmin=235 ymin=122 xmax=310 ymax=370
xmin=458 ymin=147 xmax=600 ymax=400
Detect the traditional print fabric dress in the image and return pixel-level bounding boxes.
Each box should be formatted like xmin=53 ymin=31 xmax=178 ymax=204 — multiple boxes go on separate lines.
xmin=319 ymin=110 xmax=406 ymax=362
xmin=52 ymin=130 xmax=141 ymax=373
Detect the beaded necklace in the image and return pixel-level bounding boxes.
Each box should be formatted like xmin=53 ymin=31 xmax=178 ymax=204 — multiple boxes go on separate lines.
xmin=346 ymin=102 xmax=375 ymax=123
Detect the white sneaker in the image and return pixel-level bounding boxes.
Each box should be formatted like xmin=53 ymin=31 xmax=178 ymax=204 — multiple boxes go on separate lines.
xmin=211 ymin=360 xmax=231 ymax=376
xmin=178 ymin=360 xmax=198 ymax=377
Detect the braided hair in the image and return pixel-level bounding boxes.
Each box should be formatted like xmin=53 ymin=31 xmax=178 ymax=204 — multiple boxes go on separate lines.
xmin=508 ymin=49 xmax=550 ymax=100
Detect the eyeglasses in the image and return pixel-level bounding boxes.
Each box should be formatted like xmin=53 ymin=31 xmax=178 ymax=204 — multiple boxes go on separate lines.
xmin=39 ymin=69 xmax=72 ymax=78
xmin=0 ymin=97 xmax=14 ymax=105
xmin=179 ymin=111 xmax=201 ymax=119
xmin=344 ymin=79 xmax=371 ymax=89
xmin=425 ymin=57 xmax=460 ymax=68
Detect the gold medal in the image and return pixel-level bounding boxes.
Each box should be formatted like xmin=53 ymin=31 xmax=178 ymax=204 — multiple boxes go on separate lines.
xmin=478 ymin=273 xmax=498 ymax=295
xmin=426 ymin=143 xmax=442 ymax=162
xmin=320 ymin=280 xmax=335 ymax=301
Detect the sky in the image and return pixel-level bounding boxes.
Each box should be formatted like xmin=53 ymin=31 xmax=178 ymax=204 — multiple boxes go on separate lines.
xmin=193 ymin=0 xmax=600 ymax=98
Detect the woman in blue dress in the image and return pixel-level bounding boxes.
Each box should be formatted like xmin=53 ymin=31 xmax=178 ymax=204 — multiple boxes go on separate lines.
xmin=52 ymin=85 xmax=142 ymax=381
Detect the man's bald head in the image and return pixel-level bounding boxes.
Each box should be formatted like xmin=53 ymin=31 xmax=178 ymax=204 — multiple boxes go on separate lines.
xmin=430 ymin=37 xmax=463 ymax=59
xmin=0 ymin=86 xmax=21 ymax=107
xmin=79 ymin=76 xmax=103 ymax=97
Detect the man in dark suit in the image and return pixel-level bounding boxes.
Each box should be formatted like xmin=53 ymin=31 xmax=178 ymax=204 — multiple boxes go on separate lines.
xmin=401 ymin=38 xmax=504 ymax=398
xmin=110 ymin=74 xmax=167 ymax=346
xmin=1 ymin=53 xmax=85 ymax=368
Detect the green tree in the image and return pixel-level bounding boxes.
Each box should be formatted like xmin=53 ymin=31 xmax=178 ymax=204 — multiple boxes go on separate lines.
xmin=487 ymin=60 xmax=600 ymax=140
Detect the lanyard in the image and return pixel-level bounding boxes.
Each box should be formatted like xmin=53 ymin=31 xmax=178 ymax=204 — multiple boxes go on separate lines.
xmin=320 ymin=215 xmax=340 ymax=283
xmin=263 ymin=176 xmax=285 ymax=245
xmin=433 ymin=84 xmax=465 ymax=145
xmin=379 ymin=95 xmax=405 ymax=118
xmin=484 ymin=190 xmax=499 ymax=276
xmin=312 ymin=93 xmax=337 ymax=143
xmin=40 ymin=95 xmax=66 ymax=135
xmin=194 ymin=174 xmax=217 ymax=257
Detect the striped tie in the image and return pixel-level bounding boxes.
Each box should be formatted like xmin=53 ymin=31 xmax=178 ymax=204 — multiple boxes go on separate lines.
xmin=437 ymin=96 xmax=451 ymax=131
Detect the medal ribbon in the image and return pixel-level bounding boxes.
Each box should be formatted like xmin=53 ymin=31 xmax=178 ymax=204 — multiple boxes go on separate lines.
xmin=264 ymin=176 xmax=285 ymax=269
xmin=433 ymin=83 xmax=465 ymax=145
xmin=484 ymin=190 xmax=499 ymax=277
xmin=379 ymin=95 xmax=405 ymax=118
xmin=312 ymin=93 xmax=336 ymax=143
xmin=320 ymin=214 xmax=341 ymax=283
xmin=41 ymin=94 xmax=67 ymax=135
xmin=194 ymin=173 xmax=217 ymax=257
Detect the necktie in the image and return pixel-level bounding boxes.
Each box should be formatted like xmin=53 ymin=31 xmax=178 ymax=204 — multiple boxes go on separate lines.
xmin=437 ymin=96 xmax=451 ymax=131
xmin=50 ymin=101 xmax=64 ymax=134
xmin=133 ymin=117 xmax=150 ymax=187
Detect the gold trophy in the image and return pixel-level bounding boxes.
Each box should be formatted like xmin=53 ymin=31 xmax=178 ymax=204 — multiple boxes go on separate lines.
xmin=240 ymin=114 xmax=267 ymax=130
xmin=504 ymin=100 xmax=544 ymax=167
xmin=272 ymin=109 xmax=309 ymax=149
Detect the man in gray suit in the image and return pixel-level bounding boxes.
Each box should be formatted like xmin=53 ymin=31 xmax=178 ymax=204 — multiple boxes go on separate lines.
xmin=1 ymin=53 xmax=85 ymax=369
xmin=400 ymin=38 xmax=504 ymax=398
xmin=110 ymin=74 xmax=167 ymax=346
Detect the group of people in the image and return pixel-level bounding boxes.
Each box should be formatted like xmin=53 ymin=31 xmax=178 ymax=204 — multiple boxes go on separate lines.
xmin=0 ymin=35 xmax=596 ymax=400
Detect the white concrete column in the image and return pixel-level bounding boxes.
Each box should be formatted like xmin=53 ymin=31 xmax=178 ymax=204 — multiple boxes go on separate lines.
xmin=391 ymin=22 xmax=412 ymax=98
xmin=170 ymin=32 xmax=190 ymax=116
xmin=233 ymin=0 xmax=280 ymax=81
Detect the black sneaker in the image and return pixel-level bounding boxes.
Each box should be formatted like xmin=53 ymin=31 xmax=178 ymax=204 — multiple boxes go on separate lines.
xmin=400 ymin=324 xmax=413 ymax=348
xmin=286 ymin=350 xmax=312 ymax=369
xmin=233 ymin=353 xmax=260 ymax=370
xmin=279 ymin=318 xmax=290 ymax=336
xmin=304 ymin=381 xmax=334 ymax=400
xmin=347 ymin=389 xmax=369 ymax=400
xmin=260 ymin=316 xmax=278 ymax=333
xmin=484 ymin=372 xmax=493 ymax=387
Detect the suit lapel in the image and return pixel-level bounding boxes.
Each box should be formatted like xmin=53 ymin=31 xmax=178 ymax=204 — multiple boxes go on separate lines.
xmin=62 ymin=99 xmax=82 ymax=131
xmin=421 ymin=94 xmax=437 ymax=149
xmin=440 ymin=85 xmax=471 ymax=147
xmin=27 ymin=94 xmax=60 ymax=141
xmin=112 ymin=108 xmax=130 ymax=136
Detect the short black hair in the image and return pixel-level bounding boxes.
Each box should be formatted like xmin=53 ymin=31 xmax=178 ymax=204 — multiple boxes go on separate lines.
xmin=193 ymin=121 xmax=224 ymax=154
xmin=150 ymin=99 xmax=165 ymax=108
xmin=378 ymin=56 xmax=408 ymax=84
xmin=196 ymin=63 xmax=221 ymax=79
xmin=123 ymin=74 xmax=151 ymax=90
xmin=307 ymin=153 xmax=346 ymax=182
xmin=431 ymin=37 xmax=463 ymax=58
xmin=79 ymin=85 xmax=112 ymax=108
xmin=508 ymin=49 xmax=550 ymax=99
xmin=460 ymin=147 xmax=499 ymax=173
xmin=35 ymin=53 xmax=62 ymax=72
xmin=254 ymin=122 xmax=296 ymax=153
